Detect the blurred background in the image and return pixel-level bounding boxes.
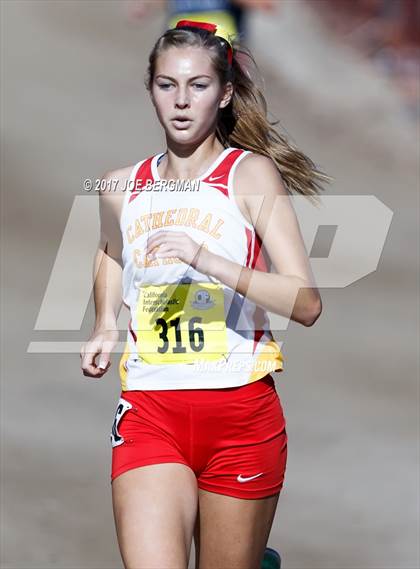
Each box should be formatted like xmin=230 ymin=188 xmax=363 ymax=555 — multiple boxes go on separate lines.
xmin=1 ymin=1 xmax=418 ymax=567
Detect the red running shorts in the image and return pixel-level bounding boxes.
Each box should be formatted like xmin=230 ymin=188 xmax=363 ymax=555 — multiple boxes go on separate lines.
xmin=110 ymin=374 xmax=288 ymax=500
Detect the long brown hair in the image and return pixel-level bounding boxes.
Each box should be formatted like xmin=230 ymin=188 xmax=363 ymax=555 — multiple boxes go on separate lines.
xmin=145 ymin=26 xmax=332 ymax=204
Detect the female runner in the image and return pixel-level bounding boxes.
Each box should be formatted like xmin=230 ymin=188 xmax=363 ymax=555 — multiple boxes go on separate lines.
xmin=81 ymin=19 xmax=328 ymax=569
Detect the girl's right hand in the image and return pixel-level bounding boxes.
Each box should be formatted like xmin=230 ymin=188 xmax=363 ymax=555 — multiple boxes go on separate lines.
xmin=80 ymin=328 xmax=120 ymax=379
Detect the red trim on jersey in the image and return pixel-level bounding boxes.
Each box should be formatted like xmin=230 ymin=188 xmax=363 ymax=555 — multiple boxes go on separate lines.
xmin=245 ymin=227 xmax=253 ymax=267
xmin=252 ymin=306 xmax=266 ymax=353
xmin=248 ymin=233 xmax=271 ymax=352
xmin=128 ymin=157 xmax=154 ymax=204
xmin=245 ymin=230 xmax=270 ymax=271
xmin=129 ymin=318 xmax=137 ymax=342
xmin=252 ymin=233 xmax=269 ymax=271
xmin=201 ymin=148 xmax=244 ymax=197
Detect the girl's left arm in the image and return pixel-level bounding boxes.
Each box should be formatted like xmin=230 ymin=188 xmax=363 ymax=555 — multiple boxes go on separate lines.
xmin=205 ymin=154 xmax=322 ymax=327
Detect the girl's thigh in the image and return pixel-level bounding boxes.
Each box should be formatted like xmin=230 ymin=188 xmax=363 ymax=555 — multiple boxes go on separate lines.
xmin=195 ymin=488 xmax=280 ymax=569
xmin=112 ymin=462 xmax=198 ymax=569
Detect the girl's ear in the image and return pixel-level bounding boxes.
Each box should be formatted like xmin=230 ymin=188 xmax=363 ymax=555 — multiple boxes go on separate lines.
xmin=219 ymin=81 xmax=233 ymax=109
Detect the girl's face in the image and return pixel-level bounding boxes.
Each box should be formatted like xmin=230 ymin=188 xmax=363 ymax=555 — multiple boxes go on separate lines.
xmin=151 ymin=46 xmax=232 ymax=144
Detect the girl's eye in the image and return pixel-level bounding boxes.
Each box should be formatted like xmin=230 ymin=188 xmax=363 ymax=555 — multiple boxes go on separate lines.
xmin=157 ymin=82 xmax=208 ymax=90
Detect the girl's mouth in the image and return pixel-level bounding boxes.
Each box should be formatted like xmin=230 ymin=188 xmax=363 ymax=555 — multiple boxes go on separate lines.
xmin=172 ymin=118 xmax=192 ymax=129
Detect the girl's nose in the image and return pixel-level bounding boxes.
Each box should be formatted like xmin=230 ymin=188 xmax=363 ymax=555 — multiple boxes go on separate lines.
xmin=175 ymin=88 xmax=190 ymax=108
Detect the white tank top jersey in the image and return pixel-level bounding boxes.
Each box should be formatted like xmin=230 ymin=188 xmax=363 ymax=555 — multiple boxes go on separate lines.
xmin=118 ymin=146 xmax=284 ymax=390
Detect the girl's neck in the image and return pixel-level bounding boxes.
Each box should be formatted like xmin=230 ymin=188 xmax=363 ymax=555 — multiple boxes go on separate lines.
xmin=157 ymin=140 xmax=228 ymax=180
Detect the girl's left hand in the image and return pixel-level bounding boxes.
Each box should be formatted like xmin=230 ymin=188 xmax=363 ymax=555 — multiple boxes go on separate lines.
xmin=145 ymin=230 xmax=213 ymax=274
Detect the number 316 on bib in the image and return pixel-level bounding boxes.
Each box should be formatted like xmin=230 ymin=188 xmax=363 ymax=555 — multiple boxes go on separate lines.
xmin=135 ymin=282 xmax=228 ymax=364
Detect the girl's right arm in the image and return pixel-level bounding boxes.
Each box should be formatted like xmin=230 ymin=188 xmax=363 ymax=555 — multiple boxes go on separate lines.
xmin=80 ymin=168 xmax=131 ymax=379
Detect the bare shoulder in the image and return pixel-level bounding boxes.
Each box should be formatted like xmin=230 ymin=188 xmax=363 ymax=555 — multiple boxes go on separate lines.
xmin=234 ymin=152 xmax=288 ymax=197
xmin=102 ymin=164 xmax=135 ymax=195
xmin=232 ymin=152 xmax=289 ymax=227
xmin=99 ymin=164 xmax=136 ymax=217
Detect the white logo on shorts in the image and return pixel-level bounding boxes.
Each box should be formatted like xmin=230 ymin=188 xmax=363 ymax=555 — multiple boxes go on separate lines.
xmin=110 ymin=397 xmax=133 ymax=448
xmin=237 ymin=472 xmax=264 ymax=483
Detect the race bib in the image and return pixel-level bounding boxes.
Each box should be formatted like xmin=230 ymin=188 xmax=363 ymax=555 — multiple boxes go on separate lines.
xmin=135 ymin=282 xmax=228 ymax=364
